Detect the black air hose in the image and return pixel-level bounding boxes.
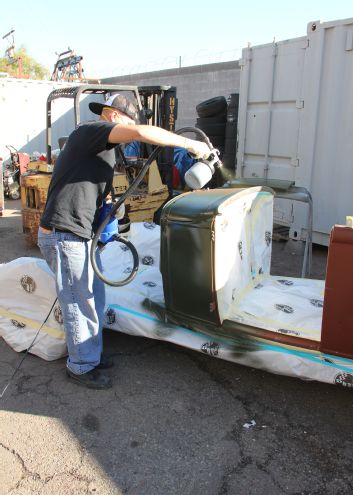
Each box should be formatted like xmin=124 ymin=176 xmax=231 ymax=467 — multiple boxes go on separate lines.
xmin=90 ymin=127 xmax=213 ymax=287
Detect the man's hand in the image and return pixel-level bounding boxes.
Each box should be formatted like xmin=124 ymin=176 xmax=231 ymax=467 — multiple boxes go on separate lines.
xmin=186 ymin=140 xmax=211 ymax=160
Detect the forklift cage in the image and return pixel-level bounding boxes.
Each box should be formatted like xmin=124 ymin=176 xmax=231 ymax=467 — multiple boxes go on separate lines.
xmin=46 ymin=84 xmax=178 ymax=184
xmin=46 ymin=84 xmax=143 ymax=164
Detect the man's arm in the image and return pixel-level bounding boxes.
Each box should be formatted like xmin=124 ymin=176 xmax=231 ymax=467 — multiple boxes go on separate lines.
xmin=108 ymin=124 xmax=211 ymax=160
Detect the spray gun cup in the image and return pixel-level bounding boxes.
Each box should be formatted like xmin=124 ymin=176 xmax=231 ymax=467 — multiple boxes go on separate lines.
xmin=184 ymin=160 xmax=215 ymax=189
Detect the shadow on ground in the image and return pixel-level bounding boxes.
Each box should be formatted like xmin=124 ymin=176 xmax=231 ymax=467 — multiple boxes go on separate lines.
xmin=3 ymin=198 xmax=353 ymax=495
xmin=2 ymin=331 xmax=353 ymax=495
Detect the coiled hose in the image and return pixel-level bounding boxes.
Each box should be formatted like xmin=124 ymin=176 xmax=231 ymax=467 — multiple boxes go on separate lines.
xmin=90 ymin=127 xmax=212 ymax=287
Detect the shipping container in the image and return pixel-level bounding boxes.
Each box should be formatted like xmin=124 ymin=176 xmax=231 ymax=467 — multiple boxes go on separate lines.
xmin=237 ymin=17 xmax=353 ymax=245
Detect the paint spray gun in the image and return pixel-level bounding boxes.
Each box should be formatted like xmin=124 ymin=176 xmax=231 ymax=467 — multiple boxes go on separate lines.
xmin=184 ymin=148 xmax=222 ymax=190
xmin=91 ymin=127 xmax=223 ymax=287
xmin=173 ymin=126 xmax=223 ymax=189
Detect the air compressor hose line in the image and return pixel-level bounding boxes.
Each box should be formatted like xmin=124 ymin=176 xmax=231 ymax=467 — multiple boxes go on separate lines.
xmin=90 ymin=127 xmax=213 ymax=287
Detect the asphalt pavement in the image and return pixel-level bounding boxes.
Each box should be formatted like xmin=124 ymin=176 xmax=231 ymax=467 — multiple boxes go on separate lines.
xmin=1 ymin=199 xmax=352 ymax=495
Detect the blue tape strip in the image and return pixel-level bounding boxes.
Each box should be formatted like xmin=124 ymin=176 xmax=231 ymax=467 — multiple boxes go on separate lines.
xmin=108 ymin=304 xmax=353 ymax=373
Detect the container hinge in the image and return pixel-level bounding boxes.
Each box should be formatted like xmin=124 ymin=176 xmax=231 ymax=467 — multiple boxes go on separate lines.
xmin=345 ymin=31 xmax=353 ymax=51
xmin=290 ymin=158 xmax=299 ymax=167
xmin=239 ymin=48 xmax=253 ymax=66
xmin=296 ymin=100 xmax=304 ymax=109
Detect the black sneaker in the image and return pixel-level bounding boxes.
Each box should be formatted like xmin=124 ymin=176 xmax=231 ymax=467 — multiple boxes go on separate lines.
xmin=66 ymin=368 xmax=112 ymax=390
xmin=96 ymin=354 xmax=114 ymax=370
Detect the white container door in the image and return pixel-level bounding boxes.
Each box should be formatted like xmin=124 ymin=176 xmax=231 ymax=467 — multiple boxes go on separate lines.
xmin=237 ymin=36 xmax=307 ymax=227
xmin=237 ymin=17 xmax=353 ymax=245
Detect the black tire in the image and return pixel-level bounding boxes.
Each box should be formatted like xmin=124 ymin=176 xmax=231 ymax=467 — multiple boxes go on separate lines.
xmin=196 ymin=96 xmax=227 ymax=118
xmin=224 ymin=137 xmax=237 ymax=155
xmin=225 ymin=122 xmax=237 ymax=141
xmin=196 ymin=113 xmax=226 ymax=125
xmin=212 ymin=107 xmax=228 ymax=119
xmin=195 ymin=122 xmax=226 ymax=137
xmin=204 ymin=135 xmax=225 ymax=149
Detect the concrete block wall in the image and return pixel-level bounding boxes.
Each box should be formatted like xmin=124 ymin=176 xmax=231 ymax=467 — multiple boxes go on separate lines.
xmin=102 ymin=61 xmax=241 ymax=129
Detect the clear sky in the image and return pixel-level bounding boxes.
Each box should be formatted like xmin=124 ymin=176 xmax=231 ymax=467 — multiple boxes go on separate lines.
xmin=1 ymin=0 xmax=352 ymax=79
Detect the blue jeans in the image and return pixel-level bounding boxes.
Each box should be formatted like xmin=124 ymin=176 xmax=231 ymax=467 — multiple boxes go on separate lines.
xmin=38 ymin=228 xmax=105 ymax=374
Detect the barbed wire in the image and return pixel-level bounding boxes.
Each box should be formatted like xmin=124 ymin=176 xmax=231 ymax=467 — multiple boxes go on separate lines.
xmin=106 ymin=47 xmax=242 ymax=77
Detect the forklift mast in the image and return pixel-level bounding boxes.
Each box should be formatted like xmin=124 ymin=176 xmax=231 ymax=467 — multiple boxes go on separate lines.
xmin=46 ymin=84 xmax=178 ymax=191
xmin=137 ymin=85 xmax=178 ymax=192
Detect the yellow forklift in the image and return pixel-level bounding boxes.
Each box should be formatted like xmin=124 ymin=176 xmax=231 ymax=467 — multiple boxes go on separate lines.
xmin=21 ymin=84 xmax=178 ymax=244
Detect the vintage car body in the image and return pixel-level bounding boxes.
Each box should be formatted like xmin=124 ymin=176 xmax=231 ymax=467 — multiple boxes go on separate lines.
xmin=1 ymin=187 xmax=353 ymax=388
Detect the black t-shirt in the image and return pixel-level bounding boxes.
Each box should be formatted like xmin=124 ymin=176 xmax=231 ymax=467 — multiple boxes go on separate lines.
xmin=40 ymin=121 xmax=117 ymax=239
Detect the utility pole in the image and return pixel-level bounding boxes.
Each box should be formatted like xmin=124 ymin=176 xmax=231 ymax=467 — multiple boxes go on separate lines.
xmin=2 ymin=29 xmax=24 ymax=78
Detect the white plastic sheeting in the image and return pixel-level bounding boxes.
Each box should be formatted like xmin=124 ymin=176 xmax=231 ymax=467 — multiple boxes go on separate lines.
xmin=1 ymin=222 xmax=353 ymax=387
xmin=230 ymin=276 xmax=324 ymax=342
xmin=0 ymin=257 xmax=66 ymax=360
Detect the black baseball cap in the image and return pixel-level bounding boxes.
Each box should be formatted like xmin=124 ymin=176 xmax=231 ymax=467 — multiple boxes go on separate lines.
xmin=89 ymin=94 xmax=138 ymax=120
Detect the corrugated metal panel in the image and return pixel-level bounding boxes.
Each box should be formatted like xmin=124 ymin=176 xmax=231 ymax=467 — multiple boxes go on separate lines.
xmin=237 ymin=37 xmax=306 ymax=183
xmin=294 ymin=18 xmax=353 ymax=245
xmin=237 ymin=17 xmax=353 ymax=245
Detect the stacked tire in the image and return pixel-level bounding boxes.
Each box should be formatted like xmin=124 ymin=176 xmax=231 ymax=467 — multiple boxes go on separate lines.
xmin=195 ymin=96 xmax=227 ymax=156
xmin=222 ymin=93 xmax=239 ymax=171
xmin=194 ymin=94 xmax=239 ymax=187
